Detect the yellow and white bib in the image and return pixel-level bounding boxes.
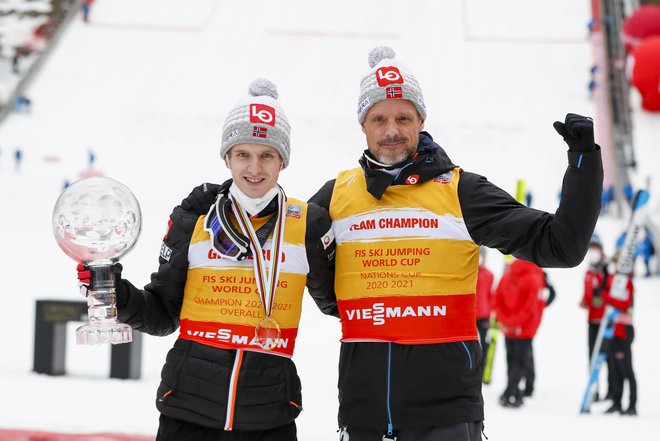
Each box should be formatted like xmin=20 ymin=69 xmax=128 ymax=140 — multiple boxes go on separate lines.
xmin=330 ymin=168 xmax=479 ymax=344
xmin=178 ymin=198 xmax=309 ymax=358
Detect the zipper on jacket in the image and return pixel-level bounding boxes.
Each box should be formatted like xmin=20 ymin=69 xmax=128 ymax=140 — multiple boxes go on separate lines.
xmin=224 ymin=349 xmax=244 ymax=431
xmin=385 ymin=342 xmax=394 ymax=437
xmin=461 ymin=342 xmax=473 ymax=369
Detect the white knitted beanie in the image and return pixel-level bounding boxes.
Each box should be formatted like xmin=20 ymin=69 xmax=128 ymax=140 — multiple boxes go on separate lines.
xmin=357 ymin=46 xmax=426 ymax=124
xmin=220 ymin=78 xmax=291 ymax=167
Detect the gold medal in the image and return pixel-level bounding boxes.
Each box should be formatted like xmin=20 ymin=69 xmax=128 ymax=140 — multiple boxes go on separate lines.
xmin=254 ymin=316 xmax=281 ymax=350
xmin=231 ymin=188 xmax=287 ymax=352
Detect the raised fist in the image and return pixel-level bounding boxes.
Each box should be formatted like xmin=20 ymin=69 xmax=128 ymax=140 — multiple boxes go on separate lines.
xmin=553 ymin=113 xmax=596 ymax=153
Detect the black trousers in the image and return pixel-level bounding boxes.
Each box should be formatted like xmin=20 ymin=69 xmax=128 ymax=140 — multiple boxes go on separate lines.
xmin=503 ymin=337 xmax=532 ymax=399
xmin=156 ymin=415 xmax=297 ymax=441
xmin=523 ymin=340 xmax=535 ymax=393
xmin=340 ymin=422 xmax=483 ymax=441
xmin=610 ymin=325 xmax=637 ymax=409
xmin=476 ymin=318 xmax=490 ymax=370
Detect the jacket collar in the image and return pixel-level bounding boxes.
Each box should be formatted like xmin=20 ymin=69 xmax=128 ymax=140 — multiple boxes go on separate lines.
xmin=359 ymin=131 xmax=457 ymax=200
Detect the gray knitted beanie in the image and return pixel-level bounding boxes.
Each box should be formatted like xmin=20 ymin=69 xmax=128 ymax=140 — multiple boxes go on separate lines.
xmin=220 ymin=78 xmax=291 ymax=168
xmin=357 ymin=46 xmax=426 ymax=124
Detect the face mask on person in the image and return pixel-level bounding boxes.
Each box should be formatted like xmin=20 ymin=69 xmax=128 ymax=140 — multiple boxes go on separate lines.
xmin=586 ymin=248 xmax=602 ymax=265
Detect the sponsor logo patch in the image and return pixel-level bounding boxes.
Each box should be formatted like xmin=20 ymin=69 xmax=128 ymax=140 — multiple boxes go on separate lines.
xmin=223 ymin=130 xmax=239 ymax=143
xmin=433 ymin=171 xmax=453 ymax=184
xmin=376 ymin=66 xmax=403 ymax=86
xmin=286 ymin=204 xmax=302 ymax=219
xmin=160 ymin=242 xmax=173 ymax=261
xmin=250 ymin=104 xmax=276 ymax=126
xmin=345 ymin=302 xmax=447 ymax=326
xmin=341 ymin=172 xmax=358 ymax=187
xmin=321 ymin=227 xmax=335 ymax=249
xmin=358 ymin=97 xmax=371 ymax=115
xmin=405 ymin=174 xmax=420 ymax=185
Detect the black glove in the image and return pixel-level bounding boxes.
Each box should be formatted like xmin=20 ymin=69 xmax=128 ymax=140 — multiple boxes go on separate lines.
xmin=77 ymin=263 xmax=123 ymax=297
xmin=553 ymin=113 xmax=596 ymax=153
xmin=181 ymin=182 xmax=222 ymax=215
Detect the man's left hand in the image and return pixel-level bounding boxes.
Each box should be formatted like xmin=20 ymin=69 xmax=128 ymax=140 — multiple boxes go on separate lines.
xmin=553 ymin=113 xmax=596 ymax=153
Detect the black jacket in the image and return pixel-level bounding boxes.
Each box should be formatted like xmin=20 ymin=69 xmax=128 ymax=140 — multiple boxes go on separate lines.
xmin=309 ymin=131 xmax=603 ymax=430
xmin=116 ymin=185 xmax=337 ymax=430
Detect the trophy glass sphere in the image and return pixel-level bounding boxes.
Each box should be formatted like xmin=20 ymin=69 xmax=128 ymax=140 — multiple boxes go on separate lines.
xmin=52 ymin=176 xmax=142 ymax=345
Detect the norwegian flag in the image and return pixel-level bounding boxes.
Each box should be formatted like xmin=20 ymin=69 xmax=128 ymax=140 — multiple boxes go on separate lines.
xmin=386 ymin=86 xmax=403 ymax=99
xmin=252 ymin=126 xmax=268 ymax=138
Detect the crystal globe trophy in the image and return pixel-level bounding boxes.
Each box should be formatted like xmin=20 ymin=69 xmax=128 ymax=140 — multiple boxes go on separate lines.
xmin=52 ymin=176 xmax=142 ymax=345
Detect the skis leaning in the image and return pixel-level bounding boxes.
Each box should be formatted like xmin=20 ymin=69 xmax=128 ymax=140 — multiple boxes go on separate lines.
xmin=579 ymin=189 xmax=650 ymax=413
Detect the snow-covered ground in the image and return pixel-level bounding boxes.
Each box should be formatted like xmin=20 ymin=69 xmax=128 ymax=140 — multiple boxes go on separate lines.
xmin=0 ymin=0 xmax=658 ymax=439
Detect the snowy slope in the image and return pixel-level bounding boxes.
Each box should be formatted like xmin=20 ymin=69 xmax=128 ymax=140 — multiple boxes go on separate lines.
xmin=0 ymin=0 xmax=658 ymax=439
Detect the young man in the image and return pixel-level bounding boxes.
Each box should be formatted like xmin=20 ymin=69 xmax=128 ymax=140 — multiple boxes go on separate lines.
xmin=78 ymin=79 xmax=337 ymax=440
xmin=309 ymin=47 xmax=603 ymax=440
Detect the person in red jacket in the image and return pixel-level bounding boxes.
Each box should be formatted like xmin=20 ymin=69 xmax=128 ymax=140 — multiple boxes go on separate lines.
xmin=602 ymin=271 xmax=637 ymax=416
xmin=476 ymin=248 xmax=495 ymax=369
xmin=494 ymin=259 xmax=547 ymax=408
xmin=580 ymin=233 xmax=613 ymax=401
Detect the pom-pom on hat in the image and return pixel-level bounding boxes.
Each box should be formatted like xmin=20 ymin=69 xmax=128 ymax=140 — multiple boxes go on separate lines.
xmin=357 ymin=46 xmax=427 ymax=124
xmin=220 ymin=78 xmax=291 ymax=168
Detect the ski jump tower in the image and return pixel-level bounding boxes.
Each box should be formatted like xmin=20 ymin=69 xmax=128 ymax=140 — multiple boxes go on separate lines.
xmin=589 ymin=0 xmax=639 ymax=217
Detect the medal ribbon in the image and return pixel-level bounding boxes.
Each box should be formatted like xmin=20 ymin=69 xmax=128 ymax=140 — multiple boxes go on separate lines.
xmin=230 ymin=187 xmax=286 ymax=317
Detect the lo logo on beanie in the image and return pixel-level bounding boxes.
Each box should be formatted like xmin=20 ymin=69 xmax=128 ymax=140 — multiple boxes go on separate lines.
xmin=376 ymin=66 xmax=403 ymax=86
xmin=250 ymin=104 xmax=276 ymax=126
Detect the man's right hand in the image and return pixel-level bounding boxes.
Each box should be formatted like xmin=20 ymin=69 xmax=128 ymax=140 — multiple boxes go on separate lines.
xmin=181 ymin=182 xmax=222 ymax=215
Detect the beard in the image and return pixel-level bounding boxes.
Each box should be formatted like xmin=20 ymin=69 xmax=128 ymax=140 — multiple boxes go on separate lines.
xmin=372 ymin=136 xmax=415 ymax=165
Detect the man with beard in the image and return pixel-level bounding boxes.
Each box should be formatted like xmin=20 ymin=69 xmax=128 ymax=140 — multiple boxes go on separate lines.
xmin=308 ymin=46 xmax=603 ymax=440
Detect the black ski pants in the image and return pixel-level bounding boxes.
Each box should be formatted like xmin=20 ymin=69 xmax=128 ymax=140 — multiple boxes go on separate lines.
xmin=156 ymin=415 xmax=297 ymax=441
xmin=610 ymin=325 xmax=637 ymax=409
xmin=340 ymin=422 xmax=483 ymax=441
xmin=523 ymin=340 xmax=535 ymax=394
xmin=503 ymin=337 xmax=532 ymax=399
xmin=477 ymin=318 xmax=490 ymax=370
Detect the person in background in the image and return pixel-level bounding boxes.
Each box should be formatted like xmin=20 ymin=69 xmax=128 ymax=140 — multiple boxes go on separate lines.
xmin=81 ymin=0 xmax=94 ymax=23
xmin=14 ymin=147 xmax=22 ymax=172
xmin=602 ymin=264 xmax=637 ymax=416
xmin=494 ymin=259 xmax=548 ymax=408
xmin=77 ymin=79 xmax=337 ymax=441
xmin=520 ymin=270 xmax=556 ymax=398
xmin=476 ymin=247 xmax=495 ymax=370
xmin=88 ymin=149 xmax=96 ymax=168
xmin=580 ymin=233 xmax=613 ymax=401
xmin=640 ymin=227 xmax=655 ymax=277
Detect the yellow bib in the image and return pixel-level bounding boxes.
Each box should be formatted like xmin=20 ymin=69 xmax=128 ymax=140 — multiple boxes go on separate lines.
xmin=330 ymin=168 xmax=479 ymax=344
xmin=179 ymin=198 xmax=309 ymax=358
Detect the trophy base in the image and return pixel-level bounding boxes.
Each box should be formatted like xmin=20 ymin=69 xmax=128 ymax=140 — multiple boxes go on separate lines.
xmin=76 ymin=321 xmax=133 ymax=345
